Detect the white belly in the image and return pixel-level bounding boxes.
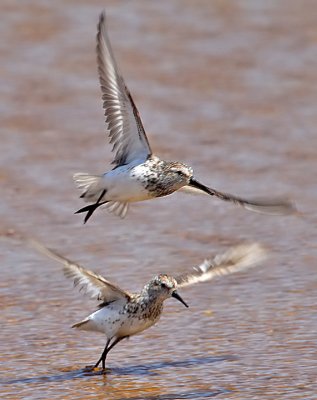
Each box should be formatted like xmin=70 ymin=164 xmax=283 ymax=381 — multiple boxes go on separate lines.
xmin=116 ymin=314 xmax=159 ymax=337
xmin=103 ymin=166 xmax=153 ymax=202
xmin=85 ymin=305 xmax=159 ymax=339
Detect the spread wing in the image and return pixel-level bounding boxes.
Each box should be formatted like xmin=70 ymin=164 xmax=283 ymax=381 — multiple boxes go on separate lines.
xmin=176 ymin=243 xmax=267 ymax=288
xmin=29 ymin=239 xmax=131 ymax=302
xmin=97 ymin=11 xmax=152 ymax=167
xmin=180 ymin=186 xmax=295 ymax=216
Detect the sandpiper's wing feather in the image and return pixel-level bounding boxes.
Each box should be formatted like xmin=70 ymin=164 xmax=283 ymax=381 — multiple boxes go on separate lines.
xmin=29 ymin=239 xmax=131 ymax=302
xmin=176 ymin=243 xmax=267 ymax=288
xmin=97 ymin=11 xmax=152 ymax=167
xmin=180 ymin=186 xmax=295 ymax=216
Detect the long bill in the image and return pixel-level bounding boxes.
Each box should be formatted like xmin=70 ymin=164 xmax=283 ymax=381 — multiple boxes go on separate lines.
xmin=188 ymin=177 xmax=296 ymax=216
xmin=172 ymin=291 xmax=189 ymax=308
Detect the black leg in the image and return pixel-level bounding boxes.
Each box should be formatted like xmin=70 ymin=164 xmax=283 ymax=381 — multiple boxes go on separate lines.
xmin=75 ymin=189 xmax=107 ymax=224
xmin=94 ymin=338 xmax=111 ymax=369
xmin=105 ymin=337 xmax=125 ymax=354
xmin=95 ymin=336 xmax=126 ymax=370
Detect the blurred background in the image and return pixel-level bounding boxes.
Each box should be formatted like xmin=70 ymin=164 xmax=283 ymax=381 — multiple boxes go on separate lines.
xmin=1 ymin=1 xmax=316 ymax=399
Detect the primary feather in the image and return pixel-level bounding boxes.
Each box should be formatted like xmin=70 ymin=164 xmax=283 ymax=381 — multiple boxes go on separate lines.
xmin=176 ymin=243 xmax=267 ymax=288
xmin=97 ymin=11 xmax=152 ymax=166
xmin=29 ymin=239 xmax=131 ymax=302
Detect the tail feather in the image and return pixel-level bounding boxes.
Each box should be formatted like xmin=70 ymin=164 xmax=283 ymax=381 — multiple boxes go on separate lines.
xmin=73 ymin=173 xmax=103 ymax=202
xmin=72 ymin=318 xmax=95 ymax=331
xmin=73 ymin=173 xmax=129 ymax=220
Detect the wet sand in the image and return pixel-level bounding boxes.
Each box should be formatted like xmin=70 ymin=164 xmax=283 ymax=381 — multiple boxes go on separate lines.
xmin=1 ymin=1 xmax=317 ymax=399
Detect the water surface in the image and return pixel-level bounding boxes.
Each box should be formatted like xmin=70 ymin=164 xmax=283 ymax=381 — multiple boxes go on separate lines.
xmin=1 ymin=1 xmax=316 ymax=399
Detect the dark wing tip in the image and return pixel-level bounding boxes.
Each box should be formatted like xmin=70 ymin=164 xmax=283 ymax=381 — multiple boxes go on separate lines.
xmin=99 ymin=10 xmax=107 ymax=25
xmin=97 ymin=10 xmax=107 ymax=46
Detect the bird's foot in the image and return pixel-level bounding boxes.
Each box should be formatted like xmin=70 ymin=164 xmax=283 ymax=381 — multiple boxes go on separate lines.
xmin=84 ymin=365 xmax=108 ymax=375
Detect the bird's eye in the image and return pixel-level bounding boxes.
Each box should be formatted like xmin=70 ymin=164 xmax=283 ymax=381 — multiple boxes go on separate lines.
xmin=161 ymin=283 xmax=168 ymax=289
xmin=176 ymin=171 xmax=183 ymax=176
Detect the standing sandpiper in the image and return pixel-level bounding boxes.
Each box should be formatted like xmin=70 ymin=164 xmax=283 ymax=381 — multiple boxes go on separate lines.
xmin=74 ymin=11 xmax=294 ymax=223
xmin=30 ymin=240 xmax=266 ymax=370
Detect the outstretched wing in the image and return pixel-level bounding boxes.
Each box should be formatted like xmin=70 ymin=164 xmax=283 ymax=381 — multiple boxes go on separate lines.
xmin=176 ymin=243 xmax=267 ymax=288
xmin=97 ymin=11 xmax=152 ymax=167
xmin=180 ymin=185 xmax=295 ymax=216
xmin=29 ymin=239 xmax=131 ymax=302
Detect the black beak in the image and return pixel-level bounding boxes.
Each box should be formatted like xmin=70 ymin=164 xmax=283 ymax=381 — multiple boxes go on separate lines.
xmin=172 ymin=291 xmax=189 ymax=308
xmin=189 ymin=177 xmax=214 ymax=196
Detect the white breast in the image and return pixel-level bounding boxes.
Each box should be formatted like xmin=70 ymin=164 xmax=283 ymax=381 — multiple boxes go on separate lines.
xmin=85 ymin=304 xmax=160 ymax=339
xmin=103 ymin=164 xmax=152 ymax=202
xmin=117 ymin=313 xmax=160 ymax=337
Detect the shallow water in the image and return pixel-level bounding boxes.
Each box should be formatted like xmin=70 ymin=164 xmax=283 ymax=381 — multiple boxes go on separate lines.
xmin=1 ymin=0 xmax=317 ymax=399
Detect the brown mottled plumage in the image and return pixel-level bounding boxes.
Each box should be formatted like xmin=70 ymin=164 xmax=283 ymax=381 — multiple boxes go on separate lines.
xmin=72 ymin=11 xmax=295 ymax=223
xmin=30 ymin=239 xmax=266 ymax=370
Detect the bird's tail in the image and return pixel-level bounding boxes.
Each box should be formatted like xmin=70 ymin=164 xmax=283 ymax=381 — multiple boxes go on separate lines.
xmin=73 ymin=173 xmax=104 ymax=202
xmin=73 ymin=173 xmax=129 ymax=222
xmin=72 ymin=318 xmax=97 ymax=332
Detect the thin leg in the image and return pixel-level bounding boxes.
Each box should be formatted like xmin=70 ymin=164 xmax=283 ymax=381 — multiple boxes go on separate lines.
xmin=83 ymin=189 xmax=106 ymax=224
xmin=95 ymin=189 xmax=107 ymax=205
xmin=105 ymin=337 xmax=125 ymax=354
xmin=75 ymin=189 xmax=107 ymax=224
xmin=95 ymin=336 xmax=126 ymax=370
xmin=94 ymin=338 xmax=111 ymax=369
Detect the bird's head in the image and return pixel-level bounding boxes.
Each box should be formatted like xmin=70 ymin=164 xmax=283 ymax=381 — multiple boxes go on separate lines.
xmin=163 ymin=162 xmax=194 ymax=189
xmin=164 ymin=162 xmax=213 ymax=196
xmin=145 ymin=274 xmax=188 ymax=307
xmin=167 ymin=162 xmax=218 ymax=196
